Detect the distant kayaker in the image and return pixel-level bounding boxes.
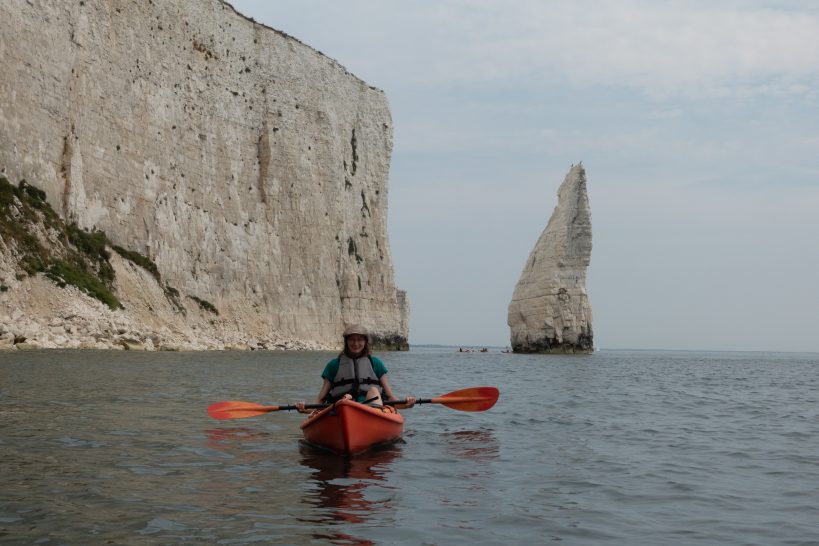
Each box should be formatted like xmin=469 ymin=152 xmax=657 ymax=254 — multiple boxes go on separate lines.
xmin=296 ymin=324 xmax=416 ymax=413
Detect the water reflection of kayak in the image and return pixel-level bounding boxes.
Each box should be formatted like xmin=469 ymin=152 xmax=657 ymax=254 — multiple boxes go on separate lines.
xmin=300 ymin=398 xmax=404 ymax=455
xmin=298 ymin=441 xmax=401 ymax=481
xmin=299 ymin=442 xmax=401 ymax=539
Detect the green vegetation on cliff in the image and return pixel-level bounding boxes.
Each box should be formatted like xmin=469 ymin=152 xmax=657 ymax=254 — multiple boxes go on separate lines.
xmin=0 ymin=176 xmax=123 ymax=308
xmin=0 ymin=176 xmax=217 ymax=315
xmin=0 ymin=176 xmax=186 ymax=311
xmin=111 ymin=243 xmax=185 ymax=313
xmin=112 ymin=245 xmax=160 ymax=281
xmin=190 ymin=295 xmax=219 ymax=315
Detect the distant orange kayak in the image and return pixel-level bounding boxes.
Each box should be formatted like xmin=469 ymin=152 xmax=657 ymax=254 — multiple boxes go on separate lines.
xmin=300 ymin=398 xmax=404 ymax=455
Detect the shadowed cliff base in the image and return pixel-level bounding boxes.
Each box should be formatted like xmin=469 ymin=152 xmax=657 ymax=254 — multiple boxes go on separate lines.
xmin=511 ymin=329 xmax=594 ymax=354
xmin=371 ymin=334 xmax=409 ymax=352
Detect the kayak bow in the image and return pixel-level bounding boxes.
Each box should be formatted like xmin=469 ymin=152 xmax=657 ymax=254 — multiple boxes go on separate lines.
xmin=300 ymin=399 xmax=404 ymax=455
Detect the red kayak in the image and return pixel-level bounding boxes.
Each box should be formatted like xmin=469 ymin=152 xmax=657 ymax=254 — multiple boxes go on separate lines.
xmin=300 ymin=398 xmax=404 ymax=455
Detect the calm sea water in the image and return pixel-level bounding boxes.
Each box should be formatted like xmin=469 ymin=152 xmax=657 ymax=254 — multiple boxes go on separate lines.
xmin=1 ymin=347 xmax=818 ymax=545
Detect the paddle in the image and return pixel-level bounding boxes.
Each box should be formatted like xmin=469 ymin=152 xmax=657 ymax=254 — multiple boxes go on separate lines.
xmin=389 ymin=386 xmax=499 ymax=412
xmin=207 ymin=386 xmax=499 ymax=420
xmin=207 ymin=401 xmax=325 ymax=420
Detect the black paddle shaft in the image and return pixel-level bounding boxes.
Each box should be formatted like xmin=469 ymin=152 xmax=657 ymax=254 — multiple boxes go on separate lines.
xmin=385 ymin=398 xmax=432 ymax=406
xmin=282 ymin=403 xmax=328 ymax=411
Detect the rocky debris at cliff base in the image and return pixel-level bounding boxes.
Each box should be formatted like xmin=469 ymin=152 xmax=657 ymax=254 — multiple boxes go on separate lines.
xmin=0 ymin=268 xmax=330 ymax=353
xmin=0 ymin=194 xmax=332 ymax=352
xmin=0 ymin=309 xmax=329 ymax=352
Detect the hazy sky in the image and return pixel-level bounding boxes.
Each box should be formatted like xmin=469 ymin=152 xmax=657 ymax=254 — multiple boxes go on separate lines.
xmin=229 ymin=1 xmax=819 ymax=352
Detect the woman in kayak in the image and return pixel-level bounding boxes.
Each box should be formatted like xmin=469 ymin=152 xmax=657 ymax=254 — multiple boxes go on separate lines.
xmin=296 ymin=324 xmax=415 ymax=413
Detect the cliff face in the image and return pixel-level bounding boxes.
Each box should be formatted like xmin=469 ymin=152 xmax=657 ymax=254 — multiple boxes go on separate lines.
xmin=0 ymin=0 xmax=409 ymax=349
xmin=507 ymin=164 xmax=593 ymax=354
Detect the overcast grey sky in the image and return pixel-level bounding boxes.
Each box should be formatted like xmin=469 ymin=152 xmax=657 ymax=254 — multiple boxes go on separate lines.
xmin=229 ymin=1 xmax=819 ymax=352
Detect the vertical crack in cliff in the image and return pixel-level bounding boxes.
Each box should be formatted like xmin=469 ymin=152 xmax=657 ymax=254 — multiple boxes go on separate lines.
xmin=66 ymin=7 xmax=80 ymax=48
xmin=347 ymin=237 xmax=363 ymax=264
xmin=60 ymin=133 xmax=75 ymax=220
xmin=360 ymin=190 xmax=370 ymax=217
xmin=349 ymin=128 xmax=358 ymax=176
xmin=60 ymin=136 xmax=70 ymax=215
xmin=256 ymin=125 xmax=270 ymax=204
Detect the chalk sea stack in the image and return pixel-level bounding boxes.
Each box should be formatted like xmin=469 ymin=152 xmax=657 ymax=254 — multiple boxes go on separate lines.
xmin=507 ymin=164 xmax=593 ymax=354
xmin=0 ymin=1 xmax=408 ymax=351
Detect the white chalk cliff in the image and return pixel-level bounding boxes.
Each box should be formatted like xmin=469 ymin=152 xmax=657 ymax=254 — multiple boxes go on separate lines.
xmin=507 ymin=164 xmax=593 ymax=353
xmin=0 ymin=0 xmax=408 ymax=350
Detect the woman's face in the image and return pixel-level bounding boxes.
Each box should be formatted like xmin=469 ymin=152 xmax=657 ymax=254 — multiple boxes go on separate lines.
xmin=346 ymin=334 xmax=367 ymax=355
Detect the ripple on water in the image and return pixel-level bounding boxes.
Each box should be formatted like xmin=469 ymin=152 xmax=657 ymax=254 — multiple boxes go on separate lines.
xmin=138 ymin=517 xmax=189 ymax=535
xmin=55 ymin=437 xmax=108 ymax=448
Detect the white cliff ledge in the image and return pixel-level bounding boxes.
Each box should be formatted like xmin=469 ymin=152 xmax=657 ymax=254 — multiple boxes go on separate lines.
xmin=507 ymin=164 xmax=594 ymax=354
xmin=0 ymin=0 xmax=408 ymax=351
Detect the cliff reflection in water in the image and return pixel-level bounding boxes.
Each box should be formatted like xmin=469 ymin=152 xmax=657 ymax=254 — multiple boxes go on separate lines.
xmin=299 ymin=443 xmax=402 ymax=545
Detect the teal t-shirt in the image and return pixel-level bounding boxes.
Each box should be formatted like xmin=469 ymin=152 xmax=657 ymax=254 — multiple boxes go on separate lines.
xmin=321 ymin=355 xmax=388 ymax=401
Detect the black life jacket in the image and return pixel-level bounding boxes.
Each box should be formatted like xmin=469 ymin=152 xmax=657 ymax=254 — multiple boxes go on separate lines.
xmin=326 ymin=355 xmax=382 ymax=402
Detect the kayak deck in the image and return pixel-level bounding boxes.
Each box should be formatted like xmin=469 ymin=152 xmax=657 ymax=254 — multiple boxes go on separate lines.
xmin=300 ymin=398 xmax=404 ymax=455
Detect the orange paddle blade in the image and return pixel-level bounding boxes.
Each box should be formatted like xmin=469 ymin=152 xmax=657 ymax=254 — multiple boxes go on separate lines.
xmin=207 ymin=401 xmax=289 ymax=420
xmin=429 ymin=386 xmax=499 ymax=411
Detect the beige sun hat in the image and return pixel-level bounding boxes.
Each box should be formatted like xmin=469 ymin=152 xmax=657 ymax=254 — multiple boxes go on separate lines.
xmin=342 ymin=324 xmax=369 ymax=337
